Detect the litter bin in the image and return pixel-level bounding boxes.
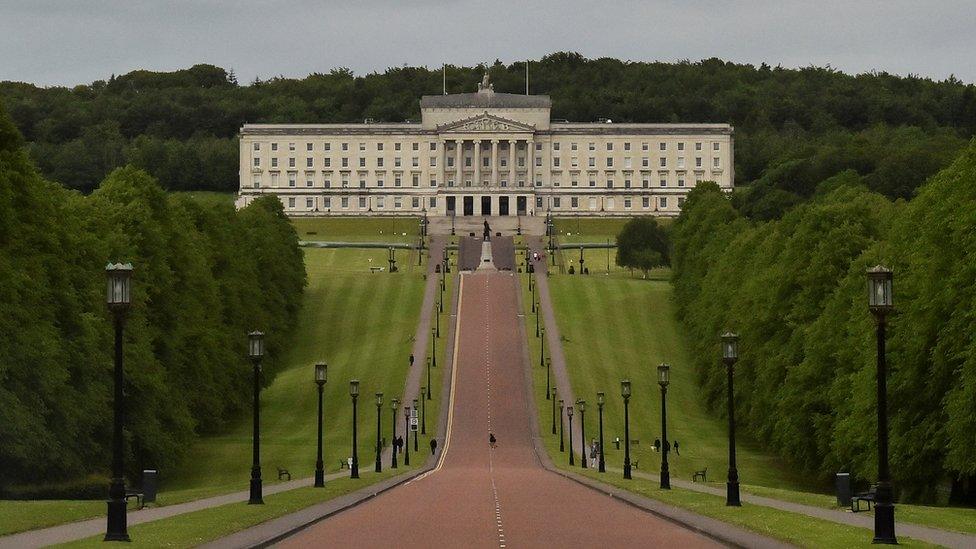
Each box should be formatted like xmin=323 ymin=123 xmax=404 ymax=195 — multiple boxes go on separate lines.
xmin=835 ymin=472 xmax=851 ymax=507
xmin=142 ymin=470 xmax=158 ymax=506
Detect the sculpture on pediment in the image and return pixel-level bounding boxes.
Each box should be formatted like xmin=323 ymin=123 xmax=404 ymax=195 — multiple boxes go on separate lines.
xmin=477 ymin=73 xmax=494 ymax=93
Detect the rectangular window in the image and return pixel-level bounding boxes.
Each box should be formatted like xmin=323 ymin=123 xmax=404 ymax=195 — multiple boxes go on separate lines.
xmin=588 ymin=143 xmax=595 ymax=151
xmin=589 ymin=178 xmax=596 ymax=187
xmin=360 ymin=197 xmax=367 ymax=208
xmin=324 ymin=178 xmax=331 ymax=188
xmin=696 ymin=157 xmax=702 ymax=168
xmin=677 ymin=142 xmax=685 ymax=151
xmin=607 ymin=179 xmax=614 ymax=188
xmin=501 ymin=180 xmax=508 ymax=187
xmin=306 ymin=177 xmax=313 ymax=187
xmin=483 ymin=156 xmax=490 ymax=167
xmin=324 ymin=197 xmax=331 ymax=208
xmin=359 ymin=143 xmax=366 ymax=151
xmin=412 ymin=197 xmax=420 ymax=208
xmin=624 ymin=142 xmax=631 ymax=151
xmin=553 ymin=197 xmax=561 ymax=208
xmin=535 ymin=157 xmax=542 ymax=167
xmin=642 ymin=142 xmax=649 ymax=151
xmin=606 ymin=158 xmax=613 ymax=168
xmin=696 ymin=142 xmax=702 ymax=151
xmin=253 ymin=175 xmax=261 ymax=188
xmin=395 ymin=176 xmax=402 ymax=187
xmin=659 ymin=197 xmax=668 ymax=208
xmin=606 ymin=142 xmax=613 ymax=151
xmin=359 ymin=179 xmax=366 ymax=188
xmin=624 ymin=179 xmax=631 ymax=188
xmin=413 ymin=157 xmax=420 ymax=168
xmin=359 ymin=158 xmax=366 ymax=168
xmin=465 ymin=157 xmax=472 ymax=167
xmin=660 ymin=178 xmax=667 ymax=187
xmin=677 ymin=157 xmax=685 ymax=169
xmin=288 ymin=173 xmax=296 ymax=187
xmin=306 ymin=158 xmax=313 ymax=168
xmin=412 ymin=174 xmax=419 ymax=187
xmin=272 ymin=143 xmax=278 ymax=151
xmin=307 ymin=143 xmax=313 ymax=151
xmin=342 ymin=158 xmax=348 ymax=168
xmin=659 ymin=142 xmax=666 ymax=151
xmin=642 ymin=157 xmax=649 ymax=168
xmin=553 ymin=179 xmax=561 ymax=187
xmin=287 ymin=197 xmax=295 ymax=208
xmin=659 ymin=157 xmax=666 ymax=168
xmin=288 ymin=157 xmax=295 ymax=168
xmin=571 ymin=197 xmax=579 ymax=208
xmin=306 ymin=198 xmax=313 ymax=209
xmin=553 ymin=142 xmax=560 ymax=151
xmin=289 ymin=143 xmax=296 ymax=151
xmin=430 ymin=178 xmax=437 ymax=187
xmin=588 ymin=157 xmax=596 ymax=167
xmin=324 ymin=158 xmax=331 ymax=167
xmin=430 ymin=142 xmax=437 ymax=151
xmin=624 ymin=157 xmax=632 ymax=169
xmin=624 ymin=198 xmax=632 ymax=209
xmin=447 ymin=157 xmax=454 ymax=167
xmin=394 ymin=197 xmax=402 ymax=209
xmin=342 ymin=143 xmax=348 ymax=151
xmin=536 ymin=142 xmax=543 ymax=151
xmin=429 ymin=197 xmax=436 ymax=208
xmin=377 ymin=158 xmax=384 ymax=168
xmin=341 ymin=197 xmax=349 ymax=208
xmin=713 ymin=142 xmax=720 ymax=151
xmin=536 ymin=197 xmax=543 ymax=208
xmin=324 ymin=143 xmax=331 ymax=151
xmin=430 ymin=156 xmax=437 ymax=167
xmin=377 ymin=179 xmax=384 ymax=187
xmin=571 ymin=178 xmax=579 ymax=187
xmin=642 ymin=197 xmax=650 ymax=208
xmin=377 ymin=143 xmax=384 ymax=151
xmin=394 ymin=143 xmax=401 ymax=151
xmin=271 ymin=173 xmax=279 ymax=186
xmin=253 ymin=157 xmax=261 ymax=167
xmin=642 ymin=178 xmax=649 ymax=188
xmin=678 ymin=178 xmax=685 ymax=187
xmin=253 ymin=142 xmax=261 ymax=151
xmin=713 ymin=157 xmax=721 ymax=168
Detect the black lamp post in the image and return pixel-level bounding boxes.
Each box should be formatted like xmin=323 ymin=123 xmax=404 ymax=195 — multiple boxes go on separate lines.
xmin=579 ymin=246 xmax=584 ymax=274
xmin=420 ymin=387 xmax=427 ymax=434
xmin=403 ymin=405 xmax=411 ymax=466
xmin=412 ymin=399 xmax=419 ymax=452
xmin=426 ymin=357 xmax=432 ymax=400
xmin=105 ymin=262 xmax=133 ymax=541
xmin=868 ymin=266 xmax=897 ymax=544
xmin=577 ymin=400 xmax=587 ymax=469
xmin=722 ymin=333 xmax=741 ymax=506
xmin=435 ymin=306 xmax=440 ymax=336
xmin=535 ymin=301 xmax=541 ymax=337
xmin=390 ymin=398 xmax=399 ymax=469
xmin=597 ymin=392 xmax=606 ymax=473
xmin=248 ymin=330 xmax=265 ymax=504
xmin=374 ymin=392 xmax=383 ymax=473
xmin=558 ymin=399 xmax=565 ymax=452
xmin=540 ymin=327 xmax=546 ymax=367
xmin=551 ymin=387 xmax=558 ymax=434
xmin=531 ymin=275 xmax=536 ymax=312
xmin=567 ymin=405 xmax=575 ymax=466
xmin=658 ymin=364 xmax=671 ymax=490
xmin=545 ymin=358 xmax=551 ymax=399
xmin=349 ymin=380 xmax=360 ymax=479
xmin=431 ymin=328 xmax=437 ymax=369
xmin=314 ymin=363 xmax=327 ymax=488
xmin=622 ymin=380 xmax=632 ymax=480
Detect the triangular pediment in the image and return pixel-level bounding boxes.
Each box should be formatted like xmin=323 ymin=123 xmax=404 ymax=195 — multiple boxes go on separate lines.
xmin=438 ymin=113 xmax=535 ymax=133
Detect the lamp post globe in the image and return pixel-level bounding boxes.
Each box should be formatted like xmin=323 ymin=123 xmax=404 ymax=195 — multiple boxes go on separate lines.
xmin=658 ymin=364 xmax=671 ymax=489
xmin=247 ymin=330 xmax=266 ymax=505
xmin=374 ymin=393 xmax=384 ymax=473
xmin=867 ymin=266 xmax=897 ymax=544
xmin=597 ymin=392 xmax=606 ymax=473
xmin=390 ymin=398 xmax=399 ymax=469
xmin=104 ymin=262 xmax=133 ymax=541
xmin=314 ymin=362 xmax=327 ymax=488
xmin=566 ymin=405 xmax=575 ymax=466
xmin=621 ymin=380 xmax=632 ymax=479
xmin=721 ymin=332 xmax=741 ymax=506
xmin=349 ymin=380 xmax=360 ymax=479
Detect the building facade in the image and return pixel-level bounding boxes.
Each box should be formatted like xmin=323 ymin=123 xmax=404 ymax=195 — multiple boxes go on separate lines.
xmin=236 ymin=76 xmax=733 ymax=217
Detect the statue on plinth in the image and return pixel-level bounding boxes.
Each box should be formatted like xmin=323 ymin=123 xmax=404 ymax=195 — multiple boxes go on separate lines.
xmin=483 ymin=219 xmax=491 ymax=241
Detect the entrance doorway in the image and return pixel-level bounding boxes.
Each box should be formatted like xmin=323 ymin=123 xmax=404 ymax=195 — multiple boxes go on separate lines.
xmin=517 ymin=196 xmax=527 ymax=215
xmin=481 ymin=196 xmax=492 ymax=216
xmin=446 ymin=196 xmax=456 ymax=216
xmin=499 ymin=196 xmax=510 ymax=216
xmin=463 ymin=196 xmax=474 ymax=216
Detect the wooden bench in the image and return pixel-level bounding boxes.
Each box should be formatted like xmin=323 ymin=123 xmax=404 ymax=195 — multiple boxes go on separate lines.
xmin=693 ymin=468 xmax=707 ymax=482
xmin=124 ymin=490 xmax=145 ymax=510
xmin=369 ymin=267 xmax=385 ymax=273
xmin=632 ymin=459 xmax=639 ymax=470
xmin=852 ymin=487 xmax=877 ymax=512
xmin=277 ymin=467 xmax=291 ymax=481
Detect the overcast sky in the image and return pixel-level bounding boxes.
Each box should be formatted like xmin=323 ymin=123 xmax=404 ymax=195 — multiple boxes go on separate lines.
xmin=2 ymin=0 xmax=974 ymax=87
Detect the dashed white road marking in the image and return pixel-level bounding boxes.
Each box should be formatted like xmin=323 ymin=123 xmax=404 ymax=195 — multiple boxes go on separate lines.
xmin=484 ymin=275 xmax=507 ymax=549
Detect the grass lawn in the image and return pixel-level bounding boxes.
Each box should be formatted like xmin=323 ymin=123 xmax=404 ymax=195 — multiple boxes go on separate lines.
xmin=519 ymin=275 xmax=939 ymax=548
xmin=0 ymin=500 xmax=105 ymax=537
xmin=57 ymin=470 xmax=401 ymax=548
xmin=169 ymin=248 xmax=426 ymax=491
xmin=291 ymin=217 xmax=420 ymax=243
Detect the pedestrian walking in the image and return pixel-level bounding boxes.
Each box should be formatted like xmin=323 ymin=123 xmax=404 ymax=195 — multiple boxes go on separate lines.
xmin=589 ymin=440 xmax=598 ymax=468
xmin=674 ymin=440 xmax=680 ymax=455
xmin=430 ymin=438 xmax=437 ymax=455
xmin=409 ymin=354 xmax=415 ymax=367
xmin=489 ymin=433 xmax=497 ymax=448
xmin=654 ymin=438 xmax=661 ymax=452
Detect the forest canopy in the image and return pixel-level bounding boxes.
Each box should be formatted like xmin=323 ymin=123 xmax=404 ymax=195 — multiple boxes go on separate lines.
xmin=2 ymin=54 xmax=975 ymax=219
xmin=0 ymin=102 xmax=305 ymax=493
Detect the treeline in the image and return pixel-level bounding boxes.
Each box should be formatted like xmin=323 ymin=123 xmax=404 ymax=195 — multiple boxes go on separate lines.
xmin=1 ymin=54 xmax=975 ymax=212
xmin=670 ymin=140 xmax=976 ymax=503
xmin=0 ymin=104 xmax=305 ymax=493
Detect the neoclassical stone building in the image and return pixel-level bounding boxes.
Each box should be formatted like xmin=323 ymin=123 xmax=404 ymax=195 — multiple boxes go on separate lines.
xmin=236 ymin=76 xmax=733 ymax=217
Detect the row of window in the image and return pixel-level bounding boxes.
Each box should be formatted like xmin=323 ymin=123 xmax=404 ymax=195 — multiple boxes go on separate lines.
xmin=253 ymin=154 xmax=721 ymax=170
xmin=253 ymin=140 xmax=722 ymax=154
xmin=253 ymin=171 xmax=706 ymax=190
xmin=282 ymin=195 xmax=684 ymax=211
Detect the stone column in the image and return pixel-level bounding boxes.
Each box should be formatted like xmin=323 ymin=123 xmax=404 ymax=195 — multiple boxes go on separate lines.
xmin=490 ymin=140 xmax=499 ymax=187
xmin=508 ymin=140 xmax=516 ymax=186
xmin=474 ymin=140 xmax=482 ymax=187
xmin=527 ymin=138 xmax=535 ymax=188
xmin=454 ymin=139 xmax=463 ymax=187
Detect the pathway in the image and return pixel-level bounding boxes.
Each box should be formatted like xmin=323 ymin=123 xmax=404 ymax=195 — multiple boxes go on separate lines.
xmin=277 ymin=272 xmax=721 ymax=547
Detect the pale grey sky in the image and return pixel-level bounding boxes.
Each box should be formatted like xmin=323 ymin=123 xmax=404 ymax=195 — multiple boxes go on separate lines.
xmin=2 ymin=0 xmax=974 ymax=87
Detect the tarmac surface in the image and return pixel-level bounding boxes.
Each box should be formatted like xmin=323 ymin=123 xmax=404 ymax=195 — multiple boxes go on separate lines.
xmin=276 ymin=272 xmax=718 ymax=548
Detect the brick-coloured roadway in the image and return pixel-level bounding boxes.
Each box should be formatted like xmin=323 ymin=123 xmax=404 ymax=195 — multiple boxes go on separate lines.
xmin=278 ymin=272 xmax=718 ymax=548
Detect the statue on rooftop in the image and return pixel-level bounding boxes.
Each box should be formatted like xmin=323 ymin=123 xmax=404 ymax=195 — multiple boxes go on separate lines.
xmin=478 ymin=73 xmax=494 ymax=93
